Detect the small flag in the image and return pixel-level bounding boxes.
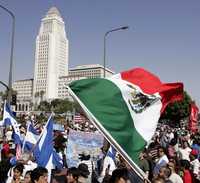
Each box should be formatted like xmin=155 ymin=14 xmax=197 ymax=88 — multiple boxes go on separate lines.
xmin=74 ymin=113 xmax=85 ymax=123
xmin=3 ymin=101 xmax=21 ymax=145
xmin=33 ymin=115 xmax=63 ymax=181
xmin=23 ymin=123 xmax=39 ymax=151
xmin=101 ymin=146 xmax=117 ymax=176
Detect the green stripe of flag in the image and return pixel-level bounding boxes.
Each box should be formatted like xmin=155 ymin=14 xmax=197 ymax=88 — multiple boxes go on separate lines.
xmin=69 ymin=78 xmax=146 ymax=164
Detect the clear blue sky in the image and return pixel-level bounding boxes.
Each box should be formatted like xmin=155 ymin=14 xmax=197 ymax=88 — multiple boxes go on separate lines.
xmin=0 ymin=0 xmax=200 ymax=105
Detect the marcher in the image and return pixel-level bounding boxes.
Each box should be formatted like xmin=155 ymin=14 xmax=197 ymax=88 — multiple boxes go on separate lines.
xmin=30 ymin=167 xmax=48 ymax=183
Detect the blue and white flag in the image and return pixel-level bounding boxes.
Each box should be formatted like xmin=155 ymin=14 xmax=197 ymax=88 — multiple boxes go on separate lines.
xmin=3 ymin=101 xmax=21 ymax=145
xmin=23 ymin=123 xmax=39 ymax=151
xmin=101 ymin=146 xmax=117 ymax=176
xmin=34 ymin=116 xmax=53 ymax=168
xmin=107 ymin=146 xmax=117 ymax=161
xmin=0 ymin=120 xmax=3 ymax=126
xmin=33 ymin=116 xmax=63 ymax=172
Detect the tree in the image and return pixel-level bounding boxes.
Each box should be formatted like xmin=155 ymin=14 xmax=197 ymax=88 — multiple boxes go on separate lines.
xmin=34 ymin=91 xmax=40 ymax=110
xmin=38 ymin=101 xmax=51 ymax=112
xmin=50 ymin=98 xmax=73 ymax=114
xmin=0 ymin=89 xmax=17 ymax=101
xmin=160 ymin=91 xmax=192 ymax=125
xmin=0 ymin=91 xmax=7 ymax=101
xmin=34 ymin=91 xmax=40 ymax=98
xmin=39 ymin=90 xmax=45 ymax=102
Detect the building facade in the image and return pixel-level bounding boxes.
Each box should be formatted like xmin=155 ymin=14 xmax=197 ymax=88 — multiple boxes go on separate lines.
xmin=58 ymin=75 xmax=86 ymax=100
xmin=33 ymin=7 xmax=69 ymax=101
xmin=69 ymin=64 xmax=114 ymax=78
xmin=12 ymin=79 xmax=33 ymax=111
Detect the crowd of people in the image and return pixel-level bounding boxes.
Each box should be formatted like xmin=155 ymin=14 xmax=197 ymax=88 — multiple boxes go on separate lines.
xmin=0 ymin=113 xmax=200 ymax=183
xmin=140 ymin=124 xmax=200 ymax=183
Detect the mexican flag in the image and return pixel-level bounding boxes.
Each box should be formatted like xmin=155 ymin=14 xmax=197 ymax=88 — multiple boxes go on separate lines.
xmin=68 ymin=68 xmax=183 ymax=166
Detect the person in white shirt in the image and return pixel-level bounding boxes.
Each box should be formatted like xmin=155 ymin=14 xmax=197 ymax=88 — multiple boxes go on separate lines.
xmin=6 ymin=163 xmax=24 ymax=183
xmin=178 ymin=141 xmax=191 ymax=161
xmin=168 ymin=159 xmax=183 ymax=183
xmin=153 ymin=147 xmax=169 ymax=176
xmin=189 ymin=149 xmax=200 ymax=181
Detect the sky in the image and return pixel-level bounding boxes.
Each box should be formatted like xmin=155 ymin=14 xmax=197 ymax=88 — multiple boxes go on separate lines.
xmin=0 ymin=0 xmax=200 ymax=105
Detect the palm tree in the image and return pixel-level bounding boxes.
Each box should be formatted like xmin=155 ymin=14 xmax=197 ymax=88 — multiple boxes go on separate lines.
xmin=34 ymin=91 xmax=40 ymax=110
xmin=39 ymin=90 xmax=45 ymax=102
xmin=34 ymin=91 xmax=40 ymax=98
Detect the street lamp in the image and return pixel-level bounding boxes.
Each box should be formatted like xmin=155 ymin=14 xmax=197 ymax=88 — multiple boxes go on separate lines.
xmin=0 ymin=4 xmax=15 ymax=104
xmin=103 ymin=26 xmax=129 ymax=78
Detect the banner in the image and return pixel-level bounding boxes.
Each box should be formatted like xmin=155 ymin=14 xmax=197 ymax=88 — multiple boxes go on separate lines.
xmin=66 ymin=129 xmax=104 ymax=167
xmin=189 ymin=103 xmax=199 ymax=133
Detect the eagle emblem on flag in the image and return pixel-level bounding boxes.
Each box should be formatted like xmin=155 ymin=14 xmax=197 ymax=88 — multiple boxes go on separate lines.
xmin=127 ymin=84 xmax=159 ymax=113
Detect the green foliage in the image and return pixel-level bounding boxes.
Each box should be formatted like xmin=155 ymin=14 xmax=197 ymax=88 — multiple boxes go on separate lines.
xmin=37 ymin=98 xmax=74 ymax=114
xmin=52 ymin=99 xmax=73 ymax=113
xmin=38 ymin=101 xmax=51 ymax=112
xmin=161 ymin=91 xmax=192 ymax=123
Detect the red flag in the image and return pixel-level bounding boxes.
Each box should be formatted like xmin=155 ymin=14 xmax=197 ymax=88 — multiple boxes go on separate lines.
xmin=189 ymin=102 xmax=199 ymax=133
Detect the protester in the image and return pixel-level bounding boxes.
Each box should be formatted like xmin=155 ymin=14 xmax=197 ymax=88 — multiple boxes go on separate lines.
xmin=138 ymin=149 xmax=150 ymax=179
xmin=152 ymin=177 xmax=165 ymax=183
xmin=66 ymin=167 xmax=79 ymax=183
xmin=77 ymin=163 xmax=90 ymax=183
xmin=178 ymin=141 xmax=192 ymax=161
xmin=6 ymin=163 xmax=24 ymax=183
xmin=157 ymin=166 xmax=172 ymax=183
xmin=168 ymin=159 xmax=183 ymax=183
xmin=153 ymin=147 xmax=169 ymax=176
xmin=30 ymin=167 xmax=48 ymax=183
xmin=24 ymin=170 xmax=32 ymax=183
xmin=108 ymin=168 xmax=131 ymax=183
xmin=179 ymin=160 xmax=193 ymax=183
xmin=189 ymin=149 xmax=200 ymax=182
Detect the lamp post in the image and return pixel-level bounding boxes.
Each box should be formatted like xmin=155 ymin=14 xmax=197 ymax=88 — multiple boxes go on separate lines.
xmin=0 ymin=4 xmax=15 ymax=104
xmin=103 ymin=26 xmax=129 ymax=78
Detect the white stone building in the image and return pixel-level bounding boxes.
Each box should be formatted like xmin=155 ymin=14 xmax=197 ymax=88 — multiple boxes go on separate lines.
xmin=58 ymin=75 xmax=86 ymax=100
xmin=12 ymin=79 xmax=33 ymax=111
xmin=33 ymin=7 xmax=69 ymax=101
xmin=69 ymin=64 xmax=114 ymax=78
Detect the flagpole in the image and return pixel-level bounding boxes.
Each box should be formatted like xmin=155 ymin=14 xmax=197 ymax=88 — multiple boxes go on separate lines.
xmin=67 ymin=86 xmax=148 ymax=182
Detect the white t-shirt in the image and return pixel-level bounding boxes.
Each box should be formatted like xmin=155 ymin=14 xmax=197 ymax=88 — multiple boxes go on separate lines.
xmin=179 ymin=147 xmax=191 ymax=161
xmin=169 ymin=172 xmax=183 ymax=183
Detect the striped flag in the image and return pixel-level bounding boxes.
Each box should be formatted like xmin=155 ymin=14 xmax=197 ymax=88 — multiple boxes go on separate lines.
xmin=33 ymin=116 xmax=63 ymax=181
xmin=101 ymin=146 xmax=117 ymax=176
xmin=68 ymin=67 xmax=183 ymax=177
xmin=74 ymin=113 xmax=85 ymax=123
xmin=22 ymin=123 xmax=39 ymax=152
xmin=3 ymin=101 xmax=21 ymax=145
xmin=16 ymin=144 xmax=22 ymax=160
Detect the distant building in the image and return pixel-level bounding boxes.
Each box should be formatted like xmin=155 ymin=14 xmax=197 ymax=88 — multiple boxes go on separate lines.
xmin=33 ymin=7 xmax=69 ymax=101
xmin=58 ymin=75 xmax=86 ymax=100
xmin=69 ymin=64 xmax=114 ymax=78
xmin=10 ymin=8 xmax=115 ymax=113
xmin=12 ymin=79 xmax=33 ymax=111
